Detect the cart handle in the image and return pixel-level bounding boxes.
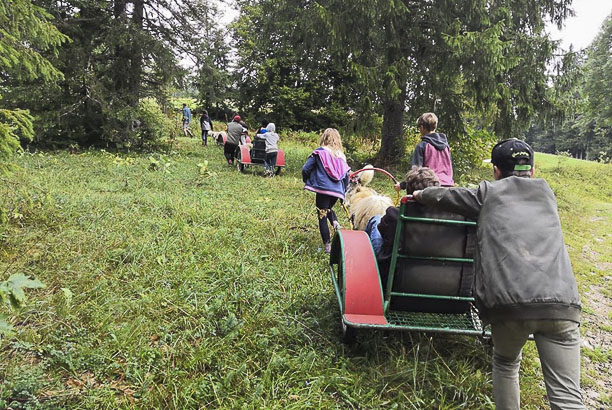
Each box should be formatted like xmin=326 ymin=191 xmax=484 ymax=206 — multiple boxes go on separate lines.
xmin=351 ymin=167 xmax=402 ymax=206
xmin=349 ymin=167 xmax=400 ymax=185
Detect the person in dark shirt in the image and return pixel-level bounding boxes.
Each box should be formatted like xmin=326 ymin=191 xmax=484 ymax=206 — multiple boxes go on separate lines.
xmin=200 ymin=110 xmax=213 ymax=146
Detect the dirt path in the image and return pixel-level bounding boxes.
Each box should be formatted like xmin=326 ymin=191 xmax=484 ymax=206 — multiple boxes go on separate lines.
xmin=581 ymin=277 xmax=612 ymax=407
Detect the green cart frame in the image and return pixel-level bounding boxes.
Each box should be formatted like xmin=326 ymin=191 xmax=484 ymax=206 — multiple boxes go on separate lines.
xmin=329 ymin=195 xmax=490 ymax=343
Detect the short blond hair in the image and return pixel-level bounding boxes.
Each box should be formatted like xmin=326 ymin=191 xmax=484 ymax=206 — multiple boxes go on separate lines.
xmin=320 ymin=128 xmax=344 ymax=157
xmin=417 ymin=113 xmax=438 ymax=132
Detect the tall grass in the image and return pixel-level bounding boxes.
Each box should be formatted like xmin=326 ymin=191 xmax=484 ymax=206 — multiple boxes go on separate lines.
xmin=1 ymin=139 xmax=610 ymax=408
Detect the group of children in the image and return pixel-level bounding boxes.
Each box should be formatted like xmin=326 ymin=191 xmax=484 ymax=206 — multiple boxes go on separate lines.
xmin=301 ymin=113 xmax=453 ymax=254
xmin=186 ymin=104 xmax=583 ymax=409
xmin=224 ymin=116 xmax=280 ymax=176
xmin=181 ymin=105 xmax=280 ymax=176
xmin=300 ymin=113 xmax=584 ymax=410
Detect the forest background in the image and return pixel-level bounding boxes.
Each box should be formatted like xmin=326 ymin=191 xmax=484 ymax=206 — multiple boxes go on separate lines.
xmin=1 ymin=0 xmax=611 ymax=172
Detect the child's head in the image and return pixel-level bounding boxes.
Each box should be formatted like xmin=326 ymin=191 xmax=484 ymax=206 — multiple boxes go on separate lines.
xmin=405 ymin=167 xmax=440 ymax=194
xmin=261 ymin=119 xmax=269 ymax=128
xmin=491 ymin=139 xmax=534 ymax=179
xmin=183 ymin=103 xmax=187 ymax=108
xmin=416 ymin=113 xmax=438 ymax=133
xmin=202 ymin=110 xmax=208 ymax=116
xmin=320 ymin=128 xmax=343 ymax=155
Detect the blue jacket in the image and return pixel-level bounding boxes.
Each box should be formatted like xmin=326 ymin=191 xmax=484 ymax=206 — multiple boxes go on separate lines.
xmin=365 ymin=215 xmax=384 ymax=256
xmin=302 ymin=148 xmax=350 ymax=199
xmin=182 ymin=107 xmax=192 ymax=121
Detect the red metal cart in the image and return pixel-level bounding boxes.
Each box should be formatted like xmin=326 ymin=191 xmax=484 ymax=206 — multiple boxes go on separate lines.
xmin=236 ymin=138 xmax=286 ymax=175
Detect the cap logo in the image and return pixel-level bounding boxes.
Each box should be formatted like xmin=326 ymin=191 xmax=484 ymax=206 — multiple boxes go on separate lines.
xmin=512 ymin=151 xmax=529 ymax=158
xmin=514 ymin=164 xmax=532 ymax=171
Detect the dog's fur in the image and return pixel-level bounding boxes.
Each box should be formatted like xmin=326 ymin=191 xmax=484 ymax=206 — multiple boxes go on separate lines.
xmin=211 ymin=131 xmax=227 ymax=145
xmin=345 ymin=164 xmax=394 ymax=230
xmin=350 ymin=194 xmax=393 ymax=230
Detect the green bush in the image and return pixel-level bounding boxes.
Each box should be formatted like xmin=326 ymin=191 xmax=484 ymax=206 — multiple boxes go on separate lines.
xmin=284 ymin=130 xmax=320 ymax=147
xmin=136 ymin=99 xmax=174 ymax=145
xmin=0 ymin=109 xmax=34 ymax=174
xmin=449 ymin=125 xmax=497 ymax=185
xmin=101 ymin=99 xmax=173 ymax=150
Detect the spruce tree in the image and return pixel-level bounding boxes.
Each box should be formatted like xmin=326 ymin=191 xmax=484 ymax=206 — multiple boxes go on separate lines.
xmin=0 ymin=0 xmax=66 ymax=172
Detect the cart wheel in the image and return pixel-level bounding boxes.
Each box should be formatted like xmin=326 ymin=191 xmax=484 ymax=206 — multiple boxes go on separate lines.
xmin=275 ymin=166 xmax=282 ymax=175
xmin=341 ymin=317 xmax=357 ymax=344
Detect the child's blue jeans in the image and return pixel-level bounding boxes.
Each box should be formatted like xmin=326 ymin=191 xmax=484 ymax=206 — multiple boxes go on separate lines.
xmin=264 ymin=152 xmax=277 ymax=172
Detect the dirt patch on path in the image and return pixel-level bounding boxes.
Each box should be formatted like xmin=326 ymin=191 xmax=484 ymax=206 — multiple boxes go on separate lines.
xmin=581 ymin=280 xmax=612 ymax=408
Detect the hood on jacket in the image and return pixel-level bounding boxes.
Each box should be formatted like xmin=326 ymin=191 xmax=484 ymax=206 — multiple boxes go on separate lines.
xmin=313 ymin=148 xmax=350 ymax=181
xmin=266 ymin=123 xmax=276 ymax=133
xmin=422 ymin=133 xmax=449 ymax=150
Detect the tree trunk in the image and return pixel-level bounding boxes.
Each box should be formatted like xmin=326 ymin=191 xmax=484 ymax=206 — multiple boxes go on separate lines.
xmin=377 ymin=90 xmax=407 ymax=165
xmin=129 ymin=0 xmax=144 ymax=107
xmin=113 ymin=0 xmax=126 ymax=18
xmin=113 ymin=1 xmax=129 ymax=104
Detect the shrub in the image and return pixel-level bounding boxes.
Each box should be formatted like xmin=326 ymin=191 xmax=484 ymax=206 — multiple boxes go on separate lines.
xmin=136 ymin=99 xmax=174 ymax=145
xmin=102 ymin=99 xmax=173 ymax=150
xmin=449 ymin=125 xmax=497 ymax=185
xmin=0 ymin=109 xmax=33 ymax=174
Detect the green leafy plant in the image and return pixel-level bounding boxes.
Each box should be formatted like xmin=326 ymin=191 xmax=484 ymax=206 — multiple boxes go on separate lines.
xmin=0 ymin=273 xmax=45 ymax=337
xmin=148 ymin=155 xmax=172 ymax=172
xmin=113 ymin=155 xmax=135 ymax=167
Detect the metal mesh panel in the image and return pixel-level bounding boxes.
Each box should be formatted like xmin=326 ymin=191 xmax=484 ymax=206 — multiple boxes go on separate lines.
xmin=386 ymin=306 xmax=490 ymax=336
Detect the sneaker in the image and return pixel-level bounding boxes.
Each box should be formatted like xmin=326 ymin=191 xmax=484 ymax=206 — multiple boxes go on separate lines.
xmin=324 ymin=243 xmax=332 ymax=254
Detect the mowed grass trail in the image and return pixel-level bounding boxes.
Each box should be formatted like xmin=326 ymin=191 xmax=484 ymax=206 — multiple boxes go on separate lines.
xmin=1 ymin=138 xmax=610 ymax=408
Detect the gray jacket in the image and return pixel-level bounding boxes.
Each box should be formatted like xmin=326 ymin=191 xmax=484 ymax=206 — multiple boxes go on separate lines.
xmin=226 ymin=121 xmax=244 ymax=145
xmin=420 ymin=177 xmax=581 ymax=325
xmin=263 ymin=123 xmax=279 ymax=153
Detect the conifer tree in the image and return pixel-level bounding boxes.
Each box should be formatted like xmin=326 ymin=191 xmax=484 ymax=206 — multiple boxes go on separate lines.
xmin=4 ymin=0 xmax=223 ymax=147
xmin=0 ymin=0 xmax=66 ymax=172
xmin=314 ymin=0 xmax=574 ymax=162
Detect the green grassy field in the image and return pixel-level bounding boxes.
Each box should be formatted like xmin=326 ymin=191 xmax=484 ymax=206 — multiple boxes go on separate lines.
xmin=1 ymin=138 xmax=610 ymax=408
